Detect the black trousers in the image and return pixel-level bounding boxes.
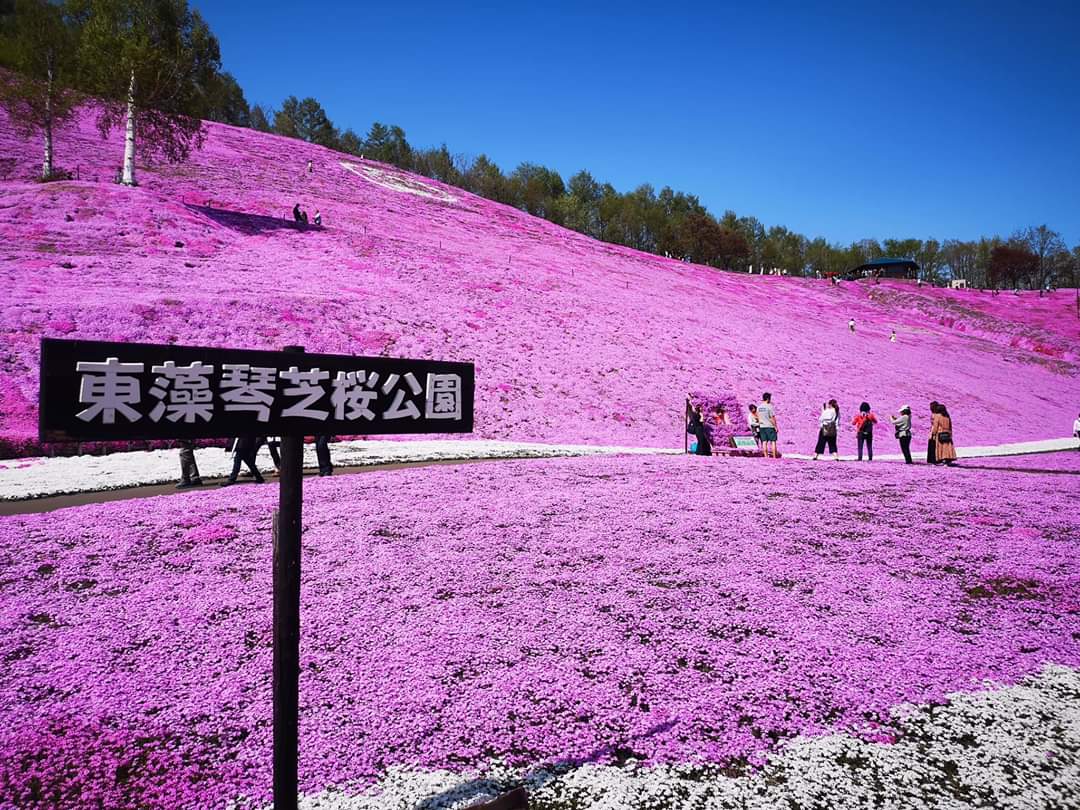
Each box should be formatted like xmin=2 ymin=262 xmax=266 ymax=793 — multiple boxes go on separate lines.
xmin=899 ymin=435 xmax=913 ymax=464
xmin=315 ymin=434 xmax=333 ymax=474
xmin=266 ymin=438 xmax=281 ymax=468
xmin=179 ymin=441 xmax=201 ymax=482
xmin=229 ymin=446 xmax=264 ymax=482
xmin=927 ymin=438 xmax=937 ymax=465
xmin=815 ymin=430 xmax=837 ymax=455
xmin=857 ymin=433 xmax=873 ymax=460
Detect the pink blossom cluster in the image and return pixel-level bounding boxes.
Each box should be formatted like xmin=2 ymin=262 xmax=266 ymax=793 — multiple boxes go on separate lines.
xmin=1 ymin=110 xmax=1079 ymax=457
xmin=0 ymin=454 xmax=1076 ymax=807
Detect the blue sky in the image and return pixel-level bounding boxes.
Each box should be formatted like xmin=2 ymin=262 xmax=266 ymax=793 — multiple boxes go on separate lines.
xmin=194 ymin=1 xmax=1080 ymax=246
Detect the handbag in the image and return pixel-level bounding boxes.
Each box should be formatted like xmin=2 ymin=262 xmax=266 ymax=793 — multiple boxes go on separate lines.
xmin=937 ymin=431 xmax=952 ymax=444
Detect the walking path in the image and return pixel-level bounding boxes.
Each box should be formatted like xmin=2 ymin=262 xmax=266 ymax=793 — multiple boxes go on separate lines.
xmin=0 ymin=436 xmax=1075 ymax=506
xmin=781 ymin=436 xmax=1078 ymax=462
xmin=0 ymin=439 xmax=681 ymax=502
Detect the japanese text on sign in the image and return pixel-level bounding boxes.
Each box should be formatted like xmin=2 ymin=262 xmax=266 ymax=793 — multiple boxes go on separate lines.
xmin=41 ymin=339 xmax=474 ymax=442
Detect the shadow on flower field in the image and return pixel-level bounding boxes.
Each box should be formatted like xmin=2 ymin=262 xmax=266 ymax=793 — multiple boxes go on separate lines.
xmin=0 ymin=453 xmax=1077 ymax=807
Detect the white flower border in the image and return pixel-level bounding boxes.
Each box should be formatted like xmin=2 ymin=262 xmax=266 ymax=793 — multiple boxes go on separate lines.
xmin=236 ymin=663 xmax=1080 ymax=809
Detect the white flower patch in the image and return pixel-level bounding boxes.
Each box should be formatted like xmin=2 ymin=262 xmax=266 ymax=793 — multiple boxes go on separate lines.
xmin=340 ymin=161 xmax=457 ymax=203
xmin=0 ymin=440 xmax=679 ymax=500
xmin=246 ymin=664 xmax=1080 ymax=810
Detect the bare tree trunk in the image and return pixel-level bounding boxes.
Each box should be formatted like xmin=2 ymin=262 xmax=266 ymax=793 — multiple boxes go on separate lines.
xmin=42 ymin=61 xmax=54 ymax=180
xmin=122 ymin=70 xmax=137 ymax=186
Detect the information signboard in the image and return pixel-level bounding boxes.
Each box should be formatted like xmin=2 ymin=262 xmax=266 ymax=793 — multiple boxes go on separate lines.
xmin=39 ymin=338 xmax=474 ymax=442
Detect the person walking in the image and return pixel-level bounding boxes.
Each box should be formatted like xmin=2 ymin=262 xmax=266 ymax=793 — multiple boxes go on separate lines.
xmin=931 ymin=404 xmax=958 ymax=466
xmin=175 ymin=440 xmax=203 ymax=488
xmin=315 ymin=434 xmax=334 ymax=475
xmin=852 ymin=401 xmax=878 ymax=461
xmin=890 ymin=406 xmax=914 ymax=464
xmin=848 ymin=318 xmax=856 ymax=333
xmin=221 ymin=436 xmax=265 ymax=485
xmin=293 ymin=203 xmax=302 ymax=223
xmin=757 ymin=392 xmax=779 ymax=458
xmin=260 ymin=436 xmax=282 ymax=474
xmin=1073 ymin=412 xmax=1080 ymax=450
xmin=813 ymin=399 xmax=840 ymax=460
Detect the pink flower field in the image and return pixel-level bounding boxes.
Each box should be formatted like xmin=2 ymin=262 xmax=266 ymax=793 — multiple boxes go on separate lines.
xmin=2 ymin=107 xmax=1079 ymax=808
xmin=2 ymin=109 xmax=1079 ymax=457
xmin=0 ymin=455 xmax=1077 ymax=807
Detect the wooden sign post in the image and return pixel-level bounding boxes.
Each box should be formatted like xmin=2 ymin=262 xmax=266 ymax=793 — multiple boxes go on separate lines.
xmin=39 ymin=338 xmax=475 ymax=810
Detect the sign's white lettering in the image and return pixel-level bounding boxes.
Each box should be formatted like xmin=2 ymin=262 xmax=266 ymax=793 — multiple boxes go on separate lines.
xmin=75 ymin=357 xmax=144 ymax=424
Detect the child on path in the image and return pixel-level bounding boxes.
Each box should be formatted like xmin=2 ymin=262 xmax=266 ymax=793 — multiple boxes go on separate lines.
xmin=748 ymin=404 xmax=762 ymax=451
xmin=757 ymin=393 xmax=779 ymax=458
xmin=852 ymin=402 xmax=878 ymax=461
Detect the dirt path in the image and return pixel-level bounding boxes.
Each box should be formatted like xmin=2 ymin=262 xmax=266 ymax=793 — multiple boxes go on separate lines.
xmin=0 ymin=457 xmax=501 ymax=516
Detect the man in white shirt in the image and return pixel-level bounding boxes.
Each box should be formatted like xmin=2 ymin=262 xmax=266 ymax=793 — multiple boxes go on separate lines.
xmin=757 ymin=392 xmax=778 ymax=458
xmin=1073 ymin=413 xmax=1080 ymax=450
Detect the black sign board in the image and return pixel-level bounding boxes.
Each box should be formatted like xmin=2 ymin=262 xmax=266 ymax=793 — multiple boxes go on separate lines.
xmin=39 ymin=338 xmax=474 ymax=442
xmin=38 ymin=336 xmax=476 ymax=810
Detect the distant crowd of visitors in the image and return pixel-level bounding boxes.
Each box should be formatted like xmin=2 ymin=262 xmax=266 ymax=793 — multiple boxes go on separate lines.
xmin=687 ymin=394 xmax=961 ymax=466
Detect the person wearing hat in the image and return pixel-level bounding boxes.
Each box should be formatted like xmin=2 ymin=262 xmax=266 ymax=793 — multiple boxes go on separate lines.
xmin=890 ymin=405 xmax=914 ymax=464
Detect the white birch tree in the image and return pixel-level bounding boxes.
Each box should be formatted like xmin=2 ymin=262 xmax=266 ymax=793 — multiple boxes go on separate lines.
xmin=73 ymin=0 xmax=219 ymax=186
xmin=0 ymin=0 xmax=81 ymax=180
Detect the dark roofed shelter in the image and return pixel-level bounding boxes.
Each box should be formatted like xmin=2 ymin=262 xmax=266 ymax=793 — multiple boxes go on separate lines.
xmin=839 ymin=257 xmax=920 ymax=281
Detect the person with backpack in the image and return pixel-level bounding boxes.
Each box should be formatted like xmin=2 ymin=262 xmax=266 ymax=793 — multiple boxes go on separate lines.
xmin=852 ymin=401 xmax=878 ymax=461
xmin=813 ymin=399 xmax=840 ymax=460
xmin=931 ymin=403 xmax=957 ymax=466
xmin=889 ymin=406 xmax=914 ymax=464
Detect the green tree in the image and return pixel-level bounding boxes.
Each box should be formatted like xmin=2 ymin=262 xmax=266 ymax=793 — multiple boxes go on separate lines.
xmin=364 ymin=122 xmax=411 ymax=168
xmin=273 ymin=96 xmax=337 ymax=147
xmin=508 ymin=162 xmax=565 ymax=220
xmin=916 ymin=239 xmax=944 ymax=284
xmin=0 ymin=0 xmax=82 ymax=179
xmin=941 ymin=239 xmax=979 ymax=286
xmin=413 ymin=144 xmax=461 ymax=185
xmin=74 ymin=0 xmax=220 ymax=186
xmin=1017 ymin=225 xmax=1066 ymax=289
xmin=249 ymin=103 xmax=271 ymax=132
xmin=204 ymin=70 xmax=249 ymax=127
xmin=462 ymin=154 xmax=510 ymax=203
xmin=338 ymin=128 xmax=362 ymax=155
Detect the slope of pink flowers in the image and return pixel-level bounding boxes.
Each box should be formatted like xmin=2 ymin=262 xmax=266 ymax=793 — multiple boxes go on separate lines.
xmin=0 ymin=454 xmax=1077 ymax=807
xmin=1 ymin=109 xmax=1079 ymax=457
